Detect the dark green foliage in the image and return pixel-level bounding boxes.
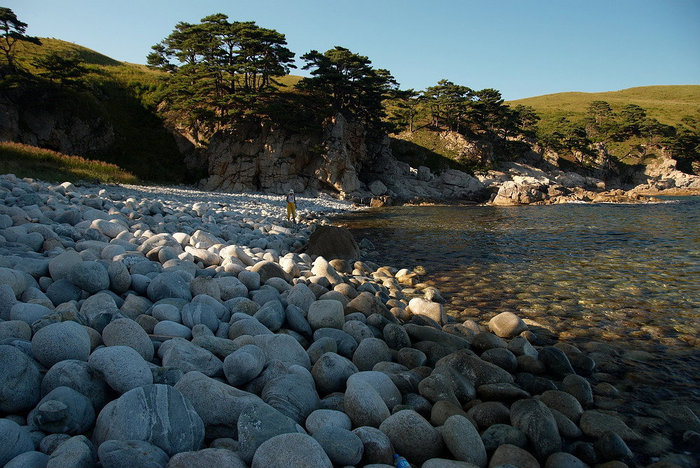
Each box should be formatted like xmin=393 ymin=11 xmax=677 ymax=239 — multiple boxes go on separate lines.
xmin=148 ymin=13 xmax=296 ymax=141
xmin=297 ymin=46 xmax=397 ymax=132
xmin=31 ymin=51 xmax=87 ymax=87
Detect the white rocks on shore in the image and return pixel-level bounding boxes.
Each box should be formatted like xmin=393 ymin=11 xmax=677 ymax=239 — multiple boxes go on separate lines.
xmin=0 ymin=173 xmax=696 ymax=468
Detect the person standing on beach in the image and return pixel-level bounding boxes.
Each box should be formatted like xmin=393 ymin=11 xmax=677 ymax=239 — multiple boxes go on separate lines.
xmin=286 ymin=189 xmax=297 ymax=222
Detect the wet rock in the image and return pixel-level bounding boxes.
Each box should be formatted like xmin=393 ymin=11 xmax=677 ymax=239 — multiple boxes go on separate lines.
xmin=305 ymin=226 xmax=360 ymax=261
xmin=579 ymin=410 xmax=643 ymax=442
xmin=538 ymin=346 xmax=575 ymax=377
xmin=539 ymin=389 xmax=584 ymax=423
xmin=595 ymin=431 xmax=633 ymax=462
xmin=489 ymin=311 xmax=528 ymax=338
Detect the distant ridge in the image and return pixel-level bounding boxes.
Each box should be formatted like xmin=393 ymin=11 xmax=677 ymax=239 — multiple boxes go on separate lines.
xmin=508 ymin=85 xmax=700 ymax=128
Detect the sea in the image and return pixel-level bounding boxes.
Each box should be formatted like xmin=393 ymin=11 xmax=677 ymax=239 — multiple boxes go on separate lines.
xmin=336 ymin=197 xmax=700 ymax=407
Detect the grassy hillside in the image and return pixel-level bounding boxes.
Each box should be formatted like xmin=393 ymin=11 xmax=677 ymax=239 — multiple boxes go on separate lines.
xmin=508 ymin=85 xmax=700 ymax=130
xmin=0 ymin=142 xmax=137 ymax=184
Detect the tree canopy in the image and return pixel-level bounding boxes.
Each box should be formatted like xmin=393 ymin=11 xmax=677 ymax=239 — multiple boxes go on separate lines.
xmin=297 ymin=46 xmax=397 ymax=131
xmin=147 ymin=14 xmax=296 ymax=137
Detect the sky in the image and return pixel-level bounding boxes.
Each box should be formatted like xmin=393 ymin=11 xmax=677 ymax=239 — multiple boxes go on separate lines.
xmin=5 ymin=0 xmax=700 ymax=100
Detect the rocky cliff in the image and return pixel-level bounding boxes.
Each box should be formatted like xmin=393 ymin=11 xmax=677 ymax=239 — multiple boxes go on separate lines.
xmin=0 ymin=90 xmax=115 ymax=156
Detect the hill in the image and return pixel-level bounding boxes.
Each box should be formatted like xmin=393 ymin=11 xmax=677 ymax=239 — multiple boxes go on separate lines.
xmin=508 ymin=85 xmax=700 ymax=131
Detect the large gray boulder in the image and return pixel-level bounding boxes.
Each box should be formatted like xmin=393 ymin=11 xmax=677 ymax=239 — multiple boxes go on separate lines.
xmin=223 ymin=344 xmax=266 ymax=387
xmin=510 ymin=398 xmax=561 ymax=460
xmin=251 ymin=433 xmax=332 ymax=468
xmin=88 ymin=345 xmax=154 ymax=393
xmin=28 ymin=386 xmax=95 ymax=435
xmin=262 ymin=365 xmax=320 ymax=424
xmin=174 ymin=371 xmax=262 ymax=439
xmin=41 ymin=359 xmax=109 ymax=411
xmin=0 ymin=418 xmax=35 ymax=466
xmin=102 ymin=318 xmax=154 ymax=361
xmin=147 ymin=271 xmax=192 ymax=302
xmin=304 ymin=226 xmax=360 ymax=261
xmin=312 ymin=352 xmax=358 ymax=395
xmin=439 ymin=414 xmax=487 ymax=467
xmin=238 ymin=401 xmax=300 ymax=464
xmin=158 ymin=337 xmax=223 ymax=377
xmin=70 ymin=260 xmax=110 ymax=293
xmin=97 ymin=440 xmax=169 ymax=468
xmin=378 ymin=409 xmax=444 ymax=465
xmin=31 ymin=320 xmax=91 ymax=368
xmin=94 ymin=384 xmax=205 ymax=457
xmin=0 ymin=344 xmax=42 ymax=413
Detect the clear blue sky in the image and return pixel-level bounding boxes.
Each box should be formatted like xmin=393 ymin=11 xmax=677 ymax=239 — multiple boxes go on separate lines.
xmin=5 ymin=0 xmax=700 ymax=100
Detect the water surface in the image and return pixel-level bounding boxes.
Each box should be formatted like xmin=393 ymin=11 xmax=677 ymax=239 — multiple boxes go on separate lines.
xmin=337 ymin=198 xmax=699 ymax=402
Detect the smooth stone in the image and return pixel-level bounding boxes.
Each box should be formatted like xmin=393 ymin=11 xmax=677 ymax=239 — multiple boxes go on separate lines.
xmin=467 ymin=401 xmax=511 ymax=430
xmin=88 ymin=345 xmax=154 ymax=393
xmin=378 ymin=410 xmax=444 ymax=466
xmin=540 ymin=389 xmax=584 ymax=423
xmin=216 ymin=276 xmax=248 ymax=301
xmin=308 ymin=300 xmax=345 ymax=330
xmin=0 ymin=418 xmax=35 ymax=466
xmin=488 ymin=311 xmax=528 ymax=338
xmin=312 ymin=352 xmax=358 ymax=395
xmin=261 ymin=365 xmax=320 ymax=424
xmin=347 ymin=371 xmax=402 ymax=409
xmin=79 ymin=292 xmax=119 ymax=332
xmin=70 ymin=260 xmax=110 ymax=293
xmin=153 ymin=320 xmax=192 ymax=339
xmin=250 ymin=261 xmax=291 ymax=284
xmin=237 ymin=270 xmax=261 ymax=291
xmin=3 ymin=451 xmax=50 ymax=468
xmin=383 ymin=323 xmax=412 ymax=350
xmin=223 ymin=344 xmax=266 ymax=387
xmin=286 ymin=283 xmax=316 ymax=312
xmin=31 ymin=320 xmax=91 ymax=368
xmin=480 ymin=423 xmax=528 ymax=452
xmin=562 ymin=374 xmax=594 ymax=407
xmin=152 ymin=303 xmax=181 ymax=323
xmin=545 ymin=452 xmax=589 ymax=468
xmin=480 ymin=347 xmax=518 ymax=373
xmin=28 ymin=386 xmax=95 ymax=435
xmin=48 ymin=250 xmax=82 ymax=281
xmin=538 ymin=346 xmax=576 ymax=377
xmin=252 ymin=333 xmax=311 ymax=369
xmin=97 ymin=439 xmax=169 ymax=468
xmin=107 ymin=261 xmax=131 ymax=294
xmin=285 ymin=303 xmax=313 ymax=336
xmin=254 ymin=300 xmax=285 ymax=332
xmin=251 ymin=433 xmax=332 ymax=468
xmin=0 ymin=344 xmax=42 ymax=413
xmin=181 ymin=294 xmax=224 ymax=332
xmin=353 ymin=426 xmax=394 ymax=466
xmin=158 ymin=338 xmax=223 ymax=377
xmin=313 ymin=328 xmax=358 ymax=358
xmin=594 ymin=431 xmax=633 ymax=462
xmin=10 ymin=302 xmax=52 ymax=325
xmin=237 ymin=400 xmax=300 ymax=464
xmin=41 ymin=359 xmax=109 ymax=411
xmin=46 ymin=277 xmax=84 ymax=305
xmin=0 ymin=283 xmax=18 ymax=319
xmin=579 ymin=410 xmax=643 ymax=441
xmin=408 ymin=297 xmax=447 ymax=324
xmin=46 ymin=435 xmax=96 ymax=468
xmin=174 ymin=371 xmax=262 ymax=439
xmin=313 ymin=426 xmax=364 ymax=466
xmin=0 ymin=320 xmax=31 ymax=341
xmin=489 ymin=444 xmax=540 ymax=468
xmin=147 ymin=271 xmax=192 ymax=302
xmin=344 ymin=378 xmax=390 ymax=428
xmin=228 ymin=316 xmax=273 ymax=338
xmin=436 ymin=349 xmax=515 ymax=387
xmin=167 ymin=448 xmax=247 ymax=468
xmin=352 ymin=337 xmax=391 ymax=371
xmin=102 ymin=318 xmax=155 ymax=361
xmin=440 ymin=414 xmax=487 ymax=467
xmin=93 ymin=384 xmax=204 ymax=456
xmin=305 ymin=409 xmax=352 ymax=434
xmin=510 ymin=398 xmax=561 ymax=459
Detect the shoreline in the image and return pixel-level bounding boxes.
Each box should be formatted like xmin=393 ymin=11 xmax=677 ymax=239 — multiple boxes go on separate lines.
xmin=0 ymin=173 xmax=697 ymax=467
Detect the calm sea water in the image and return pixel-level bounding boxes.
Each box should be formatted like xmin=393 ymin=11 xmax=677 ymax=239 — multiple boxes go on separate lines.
xmin=336 ymin=198 xmax=700 ymax=402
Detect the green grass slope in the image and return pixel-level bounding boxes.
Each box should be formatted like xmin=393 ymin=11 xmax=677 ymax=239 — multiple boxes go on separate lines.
xmin=508 ymin=85 xmax=700 ymax=130
xmin=8 ymin=38 xmax=189 ymax=183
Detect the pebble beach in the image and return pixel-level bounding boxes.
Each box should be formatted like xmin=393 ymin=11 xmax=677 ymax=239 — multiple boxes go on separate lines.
xmin=0 ymin=174 xmax=698 ymax=468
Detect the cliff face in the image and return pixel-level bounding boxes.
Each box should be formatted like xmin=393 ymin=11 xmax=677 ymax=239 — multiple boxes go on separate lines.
xmin=201 ymin=114 xmax=371 ymax=196
xmin=0 ymin=90 xmax=115 ymax=156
